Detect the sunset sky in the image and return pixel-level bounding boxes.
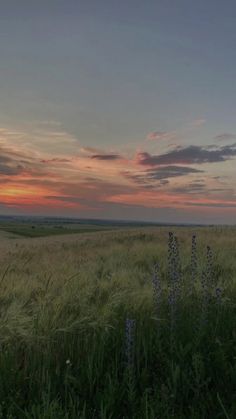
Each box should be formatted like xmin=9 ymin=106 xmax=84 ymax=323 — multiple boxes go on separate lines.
xmin=0 ymin=1 xmax=236 ymax=223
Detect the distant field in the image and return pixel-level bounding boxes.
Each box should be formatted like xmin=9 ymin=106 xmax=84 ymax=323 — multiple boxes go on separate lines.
xmin=0 ymin=226 xmax=235 ymax=418
xmin=0 ymin=221 xmax=115 ymax=238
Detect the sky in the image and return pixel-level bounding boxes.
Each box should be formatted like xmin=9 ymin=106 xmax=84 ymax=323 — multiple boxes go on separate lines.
xmin=0 ymin=0 xmax=236 ymax=224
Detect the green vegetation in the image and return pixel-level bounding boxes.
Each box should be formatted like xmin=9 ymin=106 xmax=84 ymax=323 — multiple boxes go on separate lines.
xmin=0 ymin=226 xmax=235 ymax=418
xmin=0 ymin=221 xmax=113 ymax=238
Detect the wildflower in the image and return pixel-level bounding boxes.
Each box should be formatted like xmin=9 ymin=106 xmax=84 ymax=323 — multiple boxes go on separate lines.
xmin=167 ymin=233 xmax=182 ymax=338
xmin=215 ymin=287 xmax=222 ymax=304
xmin=152 ymin=262 xmax=161 ymax=313
xmin=66 ymin=359 xmax=72 ymax=366
xmin=168 ymin=233 xmax=181 ymax=295
xmin=125 ymin=318 xmax=136 ymax=369
xmin=168 ymin=232 xmax=174 ymax=281
xmin=206 ymin=245 xmax=214 ymax=289
xmin=173 ymin=235 xmax=182 ymax=296
xmin=199 ymin=270 xmax=210 ymax=328
xmin=190 ymin=234 xmax=197 ymax=293
xmin=200 ymin=270 xmax=207 ymax=292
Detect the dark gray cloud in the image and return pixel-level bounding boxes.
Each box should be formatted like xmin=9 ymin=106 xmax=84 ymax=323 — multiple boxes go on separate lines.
xmin=171 ymin=181 xmax=207 ymax=195
xmin=137 ymin=144 xmax=236 ymax=166
xmin=91 ymin=154 xmax=122 ymax=161
xmin=41 ymin=158 xmax=71 ymax=164
xmin=146 ymin=166 xmax=203 ymax=179
xmin=0 ymin=154 xmax=24 ymax=176
xmin=123 ymin=165 xmax=203 ymax=186
xmin=0 ymin=144 xmax=61 ymax=178
xmin=0 ymin=163 xmax=23 ymax=175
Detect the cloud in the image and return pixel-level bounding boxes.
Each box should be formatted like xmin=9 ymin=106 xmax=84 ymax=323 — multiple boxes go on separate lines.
xmin=122 ymin=166 xmax=203 ymax=189
xmin=0 ymin=122 xmax=235 ymax=222
xmin=0 ymin=140 xmax=70 ymax=183
xmin=0 ymin=150 xmax=27 ymax=176
xmin=0 ymin=164 xmax=23 ymax=176
xmin=91 ymin=153 xmax=122 ymax=161
xmin=146 ymin=166 xmax=203 ymax=179
xmin=41 ymin=158 xmax=72 ymax=164
xmin=44 ymin=178 xmax=135 ymax=208
xmin=136 ymin=144 xmax=236 ymax=166
xmin=80 ymin=147 xmax=124 ymax=162
xmin=171 ymin=182 xmax=207 ymax=195
xmin=214 ymin=133 xmax=236 ymax=142
xmin=0 ymin=126 xmax=79 ymax=156
xmin=146 ymin=131 xmax=175 ymax=141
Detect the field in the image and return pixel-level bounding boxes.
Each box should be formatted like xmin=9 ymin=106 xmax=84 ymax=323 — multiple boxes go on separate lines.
xmin=0 ymin=223 xmax=235 ymax=418
xmin=0 ymin=218 xmax=118 ymax=238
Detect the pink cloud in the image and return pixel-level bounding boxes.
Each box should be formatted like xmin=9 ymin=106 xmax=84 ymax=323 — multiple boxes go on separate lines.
xmin=146 ymin=131 xmax=176 ymax=141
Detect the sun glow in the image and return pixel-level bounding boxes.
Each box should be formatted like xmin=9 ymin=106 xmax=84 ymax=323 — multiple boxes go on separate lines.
xmin=0 ymin=184 xmax=50 ymax=199
xmin=0 ymin=184 xmax=54 ymax=207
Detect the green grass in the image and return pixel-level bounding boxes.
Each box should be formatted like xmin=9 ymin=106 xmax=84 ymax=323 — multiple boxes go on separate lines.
xmin=0 ymin=226 xmax=235 ymax=418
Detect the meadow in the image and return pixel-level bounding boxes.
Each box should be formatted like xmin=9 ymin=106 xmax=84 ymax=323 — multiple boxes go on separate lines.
xmin=0 ymin=225 xmax=235 ymax=418
xmin=0 ymin=219 xmax=116 ymax=238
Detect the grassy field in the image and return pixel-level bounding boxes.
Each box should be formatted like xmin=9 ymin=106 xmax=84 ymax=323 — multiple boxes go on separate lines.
xmin=0 ymin=225 xmax=235 ymax=418
xmin=0 ymin=220 xmax=115 ymax=238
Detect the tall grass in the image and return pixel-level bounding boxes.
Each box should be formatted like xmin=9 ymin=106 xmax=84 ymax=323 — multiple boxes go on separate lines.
xmin=0 ymin=227 xmax=235 ymax=418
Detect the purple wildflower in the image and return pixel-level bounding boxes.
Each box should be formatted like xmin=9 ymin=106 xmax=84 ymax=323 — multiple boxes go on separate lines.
xmin=206 ymin=245 xmax=214 ymax=290
xmin=125 ymin=318 xmax=136 ymax=369
xmin=190 ymin=234 xmax=197 ymax=293
xmin=152 ymin=262 xmax=161 ymax=313
xmin=167 ymin=232 xmax=182 ymax=337
xmin=215 ymin=287 xmax=222 ymax=304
